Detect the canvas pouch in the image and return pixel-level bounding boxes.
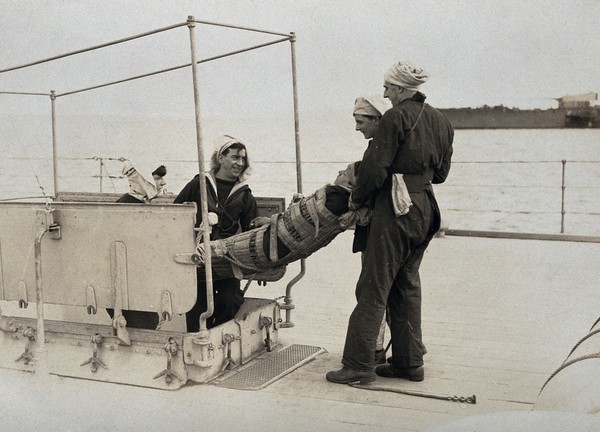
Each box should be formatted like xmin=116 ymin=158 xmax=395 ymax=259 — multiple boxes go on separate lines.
xmin=391 ymin=173 xmax=412 ymax=216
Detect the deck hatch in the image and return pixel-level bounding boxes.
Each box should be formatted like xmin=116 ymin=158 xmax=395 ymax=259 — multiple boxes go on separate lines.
xmin=214 ymin=344 xmax=325 ymax=390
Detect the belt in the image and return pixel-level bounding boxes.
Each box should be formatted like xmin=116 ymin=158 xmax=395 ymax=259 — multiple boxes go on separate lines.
xmin=402 ymin=169 xmax=434 ymax=193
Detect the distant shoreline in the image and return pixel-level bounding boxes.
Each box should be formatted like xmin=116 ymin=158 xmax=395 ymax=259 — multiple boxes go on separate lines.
xmin=440 ymin=106 xmax=600 ymax=129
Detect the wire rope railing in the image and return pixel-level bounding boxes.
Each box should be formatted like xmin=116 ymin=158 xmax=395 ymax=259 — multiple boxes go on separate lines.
xmin=4 ymin=156 xmax=596 ymax=236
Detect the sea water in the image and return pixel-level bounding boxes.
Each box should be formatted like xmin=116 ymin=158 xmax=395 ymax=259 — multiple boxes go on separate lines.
xmin=1 ymin=113 xmax=599 ymax=235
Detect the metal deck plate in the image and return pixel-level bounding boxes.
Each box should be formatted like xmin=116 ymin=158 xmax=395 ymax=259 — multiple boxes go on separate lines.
xmin=215 ymin=344 xmax=325 ymax=390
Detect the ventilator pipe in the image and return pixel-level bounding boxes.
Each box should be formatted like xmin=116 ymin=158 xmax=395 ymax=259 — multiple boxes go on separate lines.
xmin=187 ymin=16 xmax=213 ymax=337
xmin=279 ymin=259 xmax=303 ymax=328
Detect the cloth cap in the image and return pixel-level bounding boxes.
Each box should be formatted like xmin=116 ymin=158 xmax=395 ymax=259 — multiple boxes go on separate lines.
xmin=384 ymin=60 xmax=429 ymax=91
xmin=152 ymin=165 xmax=167 ymax=177
xmin=353 ymin=96 xmax=391 ymax=117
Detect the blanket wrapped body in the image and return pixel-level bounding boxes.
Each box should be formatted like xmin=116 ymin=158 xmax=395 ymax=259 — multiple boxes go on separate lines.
xmin=198 ymin=186 xmax=349 ymax=282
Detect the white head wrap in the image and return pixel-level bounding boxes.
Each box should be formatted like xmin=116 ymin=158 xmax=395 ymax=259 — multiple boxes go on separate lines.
xmin=384 ymin=60 xmax=429 ymax=91
xmin=353 ymin=95 xmax=392 ymax=117
xmin=209 ymin=134 xmax=253 ymax=181
xmin=213 ymin=134 xmax=242 ymax=157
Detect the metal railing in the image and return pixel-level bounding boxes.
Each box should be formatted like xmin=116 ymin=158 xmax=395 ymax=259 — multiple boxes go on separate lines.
xmin=1 ymin=154 xmax=598 ymax=236
xmin=63 ymin=157 xmax=599 ymax=237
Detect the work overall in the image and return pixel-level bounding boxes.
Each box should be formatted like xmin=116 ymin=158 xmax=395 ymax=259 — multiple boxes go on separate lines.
xmin=341 ymin=96 xmax=453 ymax=372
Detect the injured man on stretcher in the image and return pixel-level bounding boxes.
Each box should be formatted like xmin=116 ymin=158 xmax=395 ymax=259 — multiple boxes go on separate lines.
xmin=195 ymin=161 xmax=412 ymax=282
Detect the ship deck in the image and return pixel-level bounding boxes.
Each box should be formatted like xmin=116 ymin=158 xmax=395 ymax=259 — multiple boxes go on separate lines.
xmin=2 ymin=232 xmax=600 ymax=431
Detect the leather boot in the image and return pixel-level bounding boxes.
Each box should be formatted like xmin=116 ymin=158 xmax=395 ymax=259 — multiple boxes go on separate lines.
xmin=375 ymin=364 xmax=424 ymax=382
xmin=326 ymin=365 xmax=376 ymax=384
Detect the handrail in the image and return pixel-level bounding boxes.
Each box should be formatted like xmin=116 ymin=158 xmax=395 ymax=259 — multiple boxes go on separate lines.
xmin=0 ymin=17 xmax=304 ymax=336
xmin=0 ymin=22 xmax=189 ymax=74
xmin=56 ymin=36 xmax=291 ymax=98
xmin=191 ymin=19 xmax=293 ymax=38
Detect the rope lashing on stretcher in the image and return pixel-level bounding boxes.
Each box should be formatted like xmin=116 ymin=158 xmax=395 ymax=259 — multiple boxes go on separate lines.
xmin=198 ymin=186 xmax=349 ymax=280
xmin=348 ymin=382 xmax=477 ymax=404
xmin=222 ymin=252 xmax=266 ymax=272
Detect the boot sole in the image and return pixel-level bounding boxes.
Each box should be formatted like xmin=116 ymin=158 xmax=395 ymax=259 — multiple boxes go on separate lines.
xmin=376 ymin=372 xmax=424 ymax=382
xmin=375 ymin=366 xmax=424 ymax=382
xmin=326 ymin=374 xmax=376 ymax=384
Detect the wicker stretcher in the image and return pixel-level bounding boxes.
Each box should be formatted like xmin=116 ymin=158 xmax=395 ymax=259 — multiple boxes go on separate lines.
xmin=198 ymin=186 xmax=348 ymax=282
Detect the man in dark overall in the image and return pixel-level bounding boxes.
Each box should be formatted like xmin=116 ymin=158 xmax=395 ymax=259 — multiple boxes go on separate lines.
xmin=327 ymin=60 xmax=454 ymax=384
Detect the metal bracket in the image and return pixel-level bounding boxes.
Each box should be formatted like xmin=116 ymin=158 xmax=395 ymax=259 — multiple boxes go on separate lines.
xmin=80 ymin=333 xmax=107 ymax=373
xmin=18 ymin=280 xmax=28 ymax=308
xmin=186 ymin=334 xmax=214 ymax=368
xmin=220 ymin=332 xmax=237 ymax=372
xmin=110 ymin=241 xmax=131 ymax=346
xmin=112 ymin=314 xmax=131 ymax=346
xmin=173 ymin=253 xmax=202 ymax=266
xmin=160 ymin=290 xmax=173 ymax=322
xmin=86 ymin=285 xmax=97 ymax=315
xmin=14 ymin=327 xmax=36 ymax=364
xmin=260 ymin=315 xmax=274 ymax=352
xmin=35 ymin=209 xmax=61 ymax=240
xmin=153 ymin=338 xmax=184 ymax=384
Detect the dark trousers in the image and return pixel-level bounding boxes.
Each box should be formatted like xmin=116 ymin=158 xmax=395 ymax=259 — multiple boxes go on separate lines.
xmin=342 ymin=188 xmax=439 ymax=371
xmin=186 ymin=269 xmax=244 ymax=331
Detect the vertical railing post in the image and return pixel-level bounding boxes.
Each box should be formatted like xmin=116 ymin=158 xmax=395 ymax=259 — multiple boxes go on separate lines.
xmin=290 ymin=33 xmax=303 ymax=195
xmin=50 ymin=91 xmax=58 ymax=197
xmin=280 ymin=32 xmax=304 ymax=329
xmin=187 ymin=16 xmax=214 ymax=335
xmin=99 ymin=158 xmax=104 ymax=193
xmin=560 ymin=159 xmax=566 ymax=233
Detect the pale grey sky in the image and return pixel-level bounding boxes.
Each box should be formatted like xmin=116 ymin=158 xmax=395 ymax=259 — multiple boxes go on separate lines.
xmin=1 ymin=0 xmax=599 ymax=119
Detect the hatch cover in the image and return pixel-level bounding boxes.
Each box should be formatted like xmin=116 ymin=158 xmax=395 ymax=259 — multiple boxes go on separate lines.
xmin=214 ymin=344 xmax=325 ymax=390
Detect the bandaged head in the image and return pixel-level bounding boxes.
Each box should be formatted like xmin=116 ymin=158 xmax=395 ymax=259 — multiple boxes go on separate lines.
xmin=353 ymin=95 xmax=391 ymax=117
xmin=384 ymin=60 xmax=429 ymax=91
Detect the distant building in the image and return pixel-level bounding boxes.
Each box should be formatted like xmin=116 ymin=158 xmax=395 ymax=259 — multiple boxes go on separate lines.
xmin=555 ymin=92 xmax=598 ymax=109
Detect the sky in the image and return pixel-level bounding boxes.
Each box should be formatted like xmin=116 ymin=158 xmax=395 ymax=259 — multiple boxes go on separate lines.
xmin=1 ymin=0 xmax=599 ymax=120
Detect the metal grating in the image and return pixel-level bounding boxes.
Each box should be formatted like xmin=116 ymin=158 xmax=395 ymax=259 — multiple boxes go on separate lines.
xmin=215 ymin=344 xmax=325 ymax=390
